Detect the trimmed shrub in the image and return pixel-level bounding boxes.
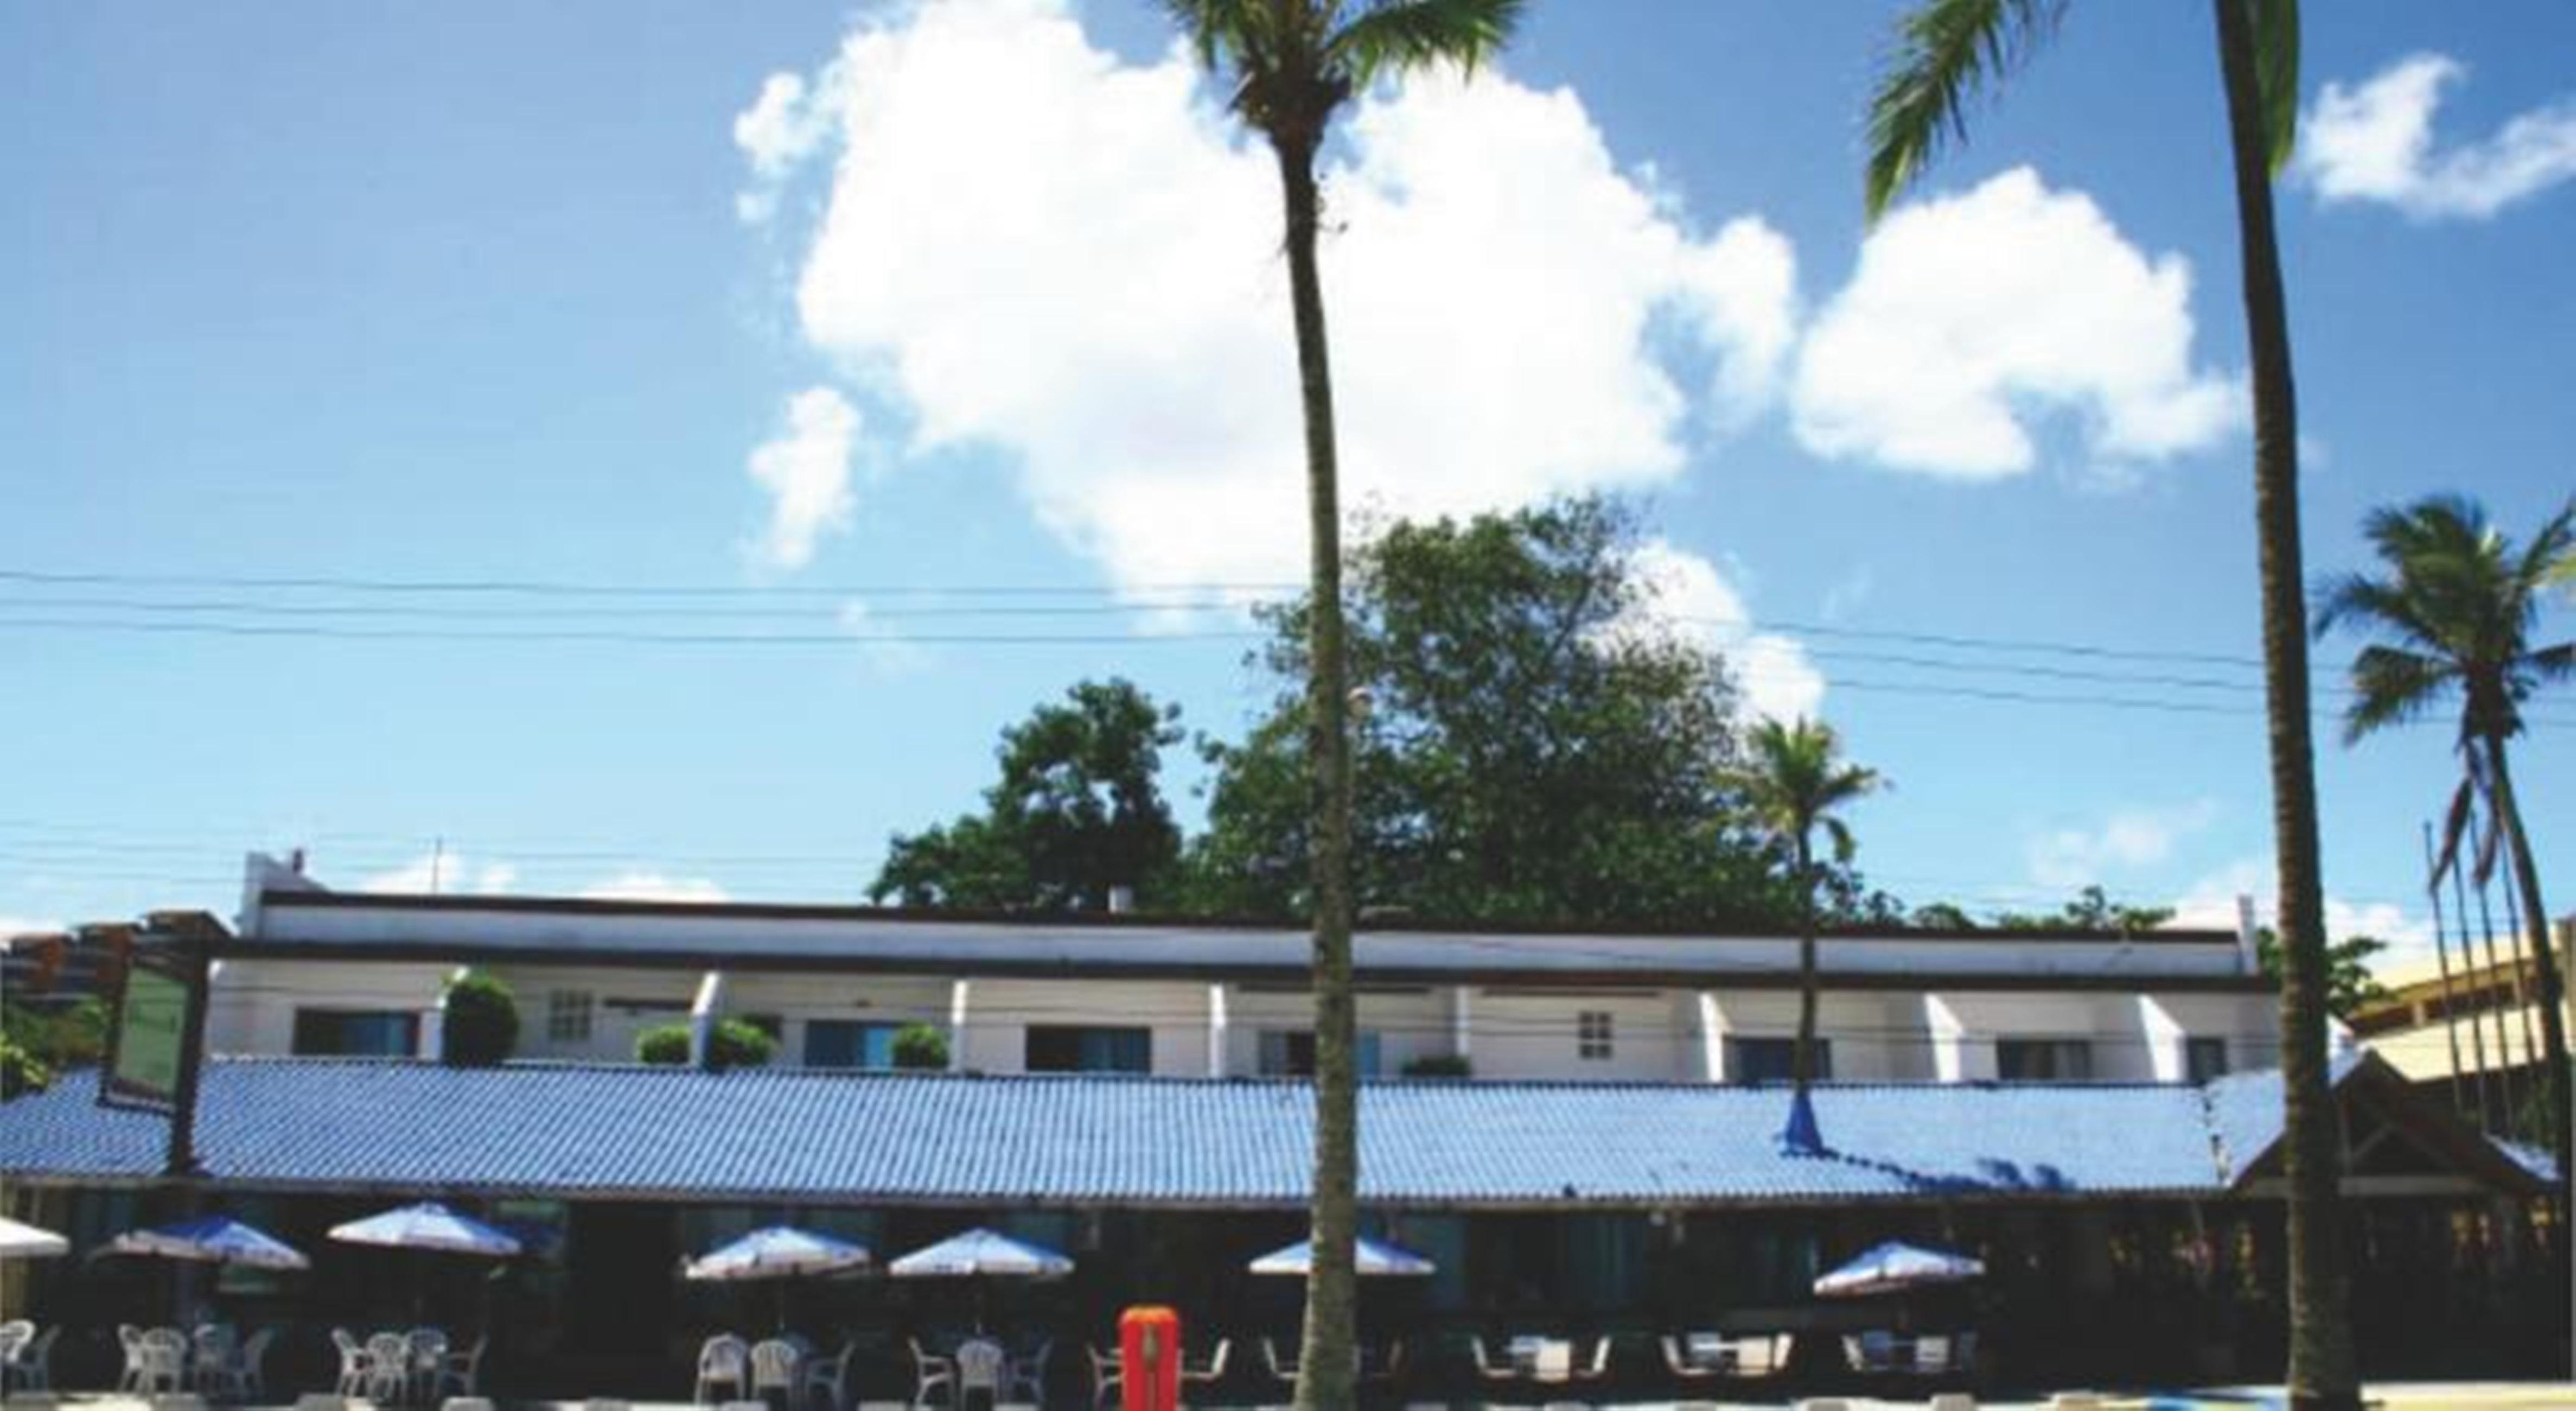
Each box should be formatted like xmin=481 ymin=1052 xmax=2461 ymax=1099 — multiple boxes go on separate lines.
xmin=441 ymin=970 xmax=520 ymax=1067
xmin=891 ymin=1022 xmax=950 ymax=1071
xmin=1401 ymin=1053 xmax=1472 ymax=1079
xmin=0 ymin=1033 xmax=48 ymax=1099
xmin=636 ymin=1019 xmax=777 ymax=1071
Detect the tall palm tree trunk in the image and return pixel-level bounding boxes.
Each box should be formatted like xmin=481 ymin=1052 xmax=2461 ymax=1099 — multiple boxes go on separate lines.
xmin=2210 ymin=1 xmax=2357 ymax=1404
xmin=1274 ymin=133 xmax=1362 ymax=1411
xmin=2484 ymin=733 xmax=2573 ymax=1204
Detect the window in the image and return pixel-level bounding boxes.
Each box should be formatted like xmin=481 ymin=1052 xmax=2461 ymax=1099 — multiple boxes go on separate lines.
xmin=804 ymin=1020 xmax=906 ymax=1070
xmin=1997 ymin=1038 xmax=2094 ymax=1083
xmin=1730 ymin=1037 xmax=1831 ymax=1084
xmin=545 ymin=989 xmax=594 ymax=1044
xmin=1257 ymin=1030 xmax=1383 ymax=1078
xmin=1577 ymin=1011 xmax=1615 ymax=1061
xmin=291 ymin=1009 xmax=419 ymax=1057
xmin=1024 ymin=1025 xmax=1152 ymax=1073
xmin=2185 ymin=1037 xmax=2230 ymax=1084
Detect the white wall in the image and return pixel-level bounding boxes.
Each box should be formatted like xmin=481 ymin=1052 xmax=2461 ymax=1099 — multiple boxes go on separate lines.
xmin=1701 ymin=991 xmax=1929 ymax=1082
xmin=207 ymin=958 xmax=454 ymax=1056
xmin=949 ymin=978 xmax=1213 ymax=1076
xmin=485 ymin=965 xmax=698 ymax=1063
xmin=1469 ymin=990 xmax=1685 ymax=1082
xmin=1221 ymin=986 xmax=1450 ymax=1077
xmin=719 ymin=971 xmax=953 ymax=1068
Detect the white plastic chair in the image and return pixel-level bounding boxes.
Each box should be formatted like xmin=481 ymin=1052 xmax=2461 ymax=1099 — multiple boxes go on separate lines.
xmin=751 ymin=1339 xmax=804 ymax=1407
xmin=1661 ymin=1334 xmax=1716 ymax=1381
xmin=953 ymin=1339 xmax=1005 ymax=1408
xmin=1531 ymin=1339 xmax=1572 ymax=1383
xmin=433 ymin=1334 xmax=487 ymax=1400
xmin=331 ymin=1329 xmax=369 ymax=1397
xmin=137 ymin=1327 xmax=190 ymax=1396
xmin=698 ymin=1335 xmax=752 ymax=1406
xmin=1261 ymin=1337 xmax=1300 ymax=1383
xmin=801 ymin=1342 xmax=856 ymax=1411
xmin=17 ymin=1325 xmax=60 ymax=1393
xmin=909 ymin=1338 xmax=956 ymax=1409
xmin=1084 ymin=1345 xmax=1120 ymax=1409
xmin=1572 ymin=1336 xmax=1614 ymax=1381
xmin=0 ymin=1323 xmax=30 ymax=1387
xmin=1178 ymin=1337 xmax=1226 ymax=1392
xmin=364 ymin=1332 xmax=413 ymax=1405
xmin=1464 ymin=1336 xmax=1513 ymax=1381
xmin=408 ymin=1330 xmax=450 ymax=1406
xmin=120 ymin=1325 xmax=149 ymax=1393
xmin=1006 ymin=1338 xmax=1050 ymax=1406
xmin=192 ymin=1325 xmax=239 ymax=1396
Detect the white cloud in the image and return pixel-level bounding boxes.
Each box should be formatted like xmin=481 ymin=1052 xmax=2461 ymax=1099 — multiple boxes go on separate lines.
xmin=1791 ymin=168 xmax=2240 ymax=480
xmin=1615 ymin=539 xmax=1825 ymax=722
xmin=2026 ymin=799 xmax=2220 ymax=891
xmin=747 ymin=0 xmax=1797 ymax=594
xmin=2301 ymin=54 xmax=2576 ymax=220
xmin=836 ymin=599 xmax=932 ymax=675
xmin=745 ymin=386 xmax=862 ymax=571
xmin=734 ymin=72 xmax=836 ymax=223
xmin=355 ymin=853 xmax=518 ymax=896
xmin=0 ymin=917 xmax=63 ymax=942
xmin=579 ymin=872 xmax=729 ymax=904
xmin=2170 ymin=854 xmax=2433 ymax=965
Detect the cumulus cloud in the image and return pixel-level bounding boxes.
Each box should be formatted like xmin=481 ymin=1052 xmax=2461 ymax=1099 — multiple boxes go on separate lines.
xmin=1791 ymin=168 xmax=2239 ymax=480
xmin=742 ymin=0 xmax=1797 ymax=593
xmin=2026 ymin=799 xmax=2220 ymax=892
xmin=1614 ymin=539 xmax=1825 ymax=722
xmin=355 ymin=853 xmax=518 ymax=896
xmin=745 ymin=386 xmax=862 ymax=571
xmin=579 ymin=872 xmax=729 ymax=904
xmin=2302 ymin=54 xmax=2576 ymax=220
xmin=2170 ymin=855 xmax=2433 ymax=965
xmin=734 ymin=73 xmax=835 ymax=221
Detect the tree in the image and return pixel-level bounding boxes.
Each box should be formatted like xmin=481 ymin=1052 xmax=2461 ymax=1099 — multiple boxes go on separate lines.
xmin=872 ymin=679 xmax=1186 ymax=912
xmin=2254 ymin=927 xmax=2389 ymax=1023
xmin=440 ymin=970 xmax=520 ymax=1067
xmin=1993 ymin=885 xmax=2178 ymax=935
xmin=2314 ymin=493 xmax=2575 ymax=1195
xmin=637 ymin=1019 xmax=777 ymax=1071
xmin=1863 ymin=4 xmax=2356 ymax=1403
xmin=1159 ymin=4 xmax=1522 ymax=1404
xmin=1728 ymin=717 xmax=1883 ymax=1151
xmin=891 ymin=1022 xmax=951 ymax=1071
xmin=1182 ymin=498 xmax=1802 ymax=927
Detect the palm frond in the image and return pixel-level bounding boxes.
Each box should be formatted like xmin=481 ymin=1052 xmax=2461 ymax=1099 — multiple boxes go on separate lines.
xmin=1162 ymin=0 xmax=1273 ymax=74
xmin=2247 ymin=0 xmax=2302 ymax=173
xmin=1327 ymin=0 xmax=1523 ymax=87
xmin=1821 ymin=816 xmax=1858 ymax=866
xmin=2342 ymin=645 xmax=2454 ymax=745
xmin=2515 ymin=497 xmax=2576 ymax=601
xmin=2528 ymin=639 xmax=2576 ymax=686
xmin=2432 ymin=773 xmax=2476 ymax=887
xmin=2312 ymin=571 xmax=2443 ymax=652
xmin=1863 ymin=0 xmax=2065 ymax=221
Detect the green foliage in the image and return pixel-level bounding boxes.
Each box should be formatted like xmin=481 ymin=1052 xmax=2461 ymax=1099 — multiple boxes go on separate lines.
xmin=0 ymin=1032 xmax=48 ymax=1099
xmin=440 ymin=970 xmax=520 ymax=1067
xmin=2 ymin=997 xmax=109 ymax=1073
xmin=1400 ymin=1053 xmax=1471 ymax=1079
xmin=1178 ymin=498 xmax=1807 ymax=927
xmin=872 ymin=678 xmax=1187 ymax=912
xmin=1993 ymin=885 xmax=2177 ymax=935
xmin=1729 ymin=717 xmax=1885 ymax=881
xmin=891 ymin=1022 xmax=950 ymax=1071
xmin=635 ymin=1019 xmax=779 ymax=1071
xmin=2254 ymin=927 xmax=2390 ymax=1021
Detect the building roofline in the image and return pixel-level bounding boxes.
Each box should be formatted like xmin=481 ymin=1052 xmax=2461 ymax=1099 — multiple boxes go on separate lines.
xmin=216 ymin=935 xmax=2275 ymax=993
xmin=256 ymin=886 xmax=2237 ymax=946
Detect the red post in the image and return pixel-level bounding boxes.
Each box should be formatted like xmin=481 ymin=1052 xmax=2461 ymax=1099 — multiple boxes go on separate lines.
xmin=1119 ymin=1305 xmax=1181 ymax=1411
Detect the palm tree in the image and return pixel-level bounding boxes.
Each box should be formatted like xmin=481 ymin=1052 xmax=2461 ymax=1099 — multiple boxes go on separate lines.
xmin=2316 ymin=493 xmax=2576 ymax=1197
xmin=1731 ymin=719 xmax=1882 ymax=1149
xmin=1863 ymin=3 xmax=2360 ymax=1405
xmin=1159 ymin=4 xmax=1520 ymax=1406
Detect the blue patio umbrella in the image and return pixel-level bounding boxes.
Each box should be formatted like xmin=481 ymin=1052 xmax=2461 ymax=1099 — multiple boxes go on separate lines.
xmin=887 ymin=1228 xmax=1072 ymax=1280
xmin=1813 ymin=1240 xmax=1985 ymax=1298
xmin=686 ymin=1225 xmax=872 ymax=1332
xmin=331 ymin=1201 xmax=522 ymax=1323
xmin=103 ymin=1216 xmax=310 ymax=1270
xmin=329 ymin=1202 xmax=522 ymax=1256
xmin=1247 ymin=1237 xmax=1436 ymax=1277
xmin=100 ymin=1216 xmax=309 ymax=1327
xmin=888 ymin=1228 xmax=1073 ymax=1333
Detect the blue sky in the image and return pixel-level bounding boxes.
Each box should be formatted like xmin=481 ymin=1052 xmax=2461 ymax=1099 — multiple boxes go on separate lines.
xmin=3 ymin=0 xmax=2571 ymax=963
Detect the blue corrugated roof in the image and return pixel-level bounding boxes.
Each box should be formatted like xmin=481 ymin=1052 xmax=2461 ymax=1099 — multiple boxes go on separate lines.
xmin=0 ymin=1056 xmax=2528 ymax=1207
